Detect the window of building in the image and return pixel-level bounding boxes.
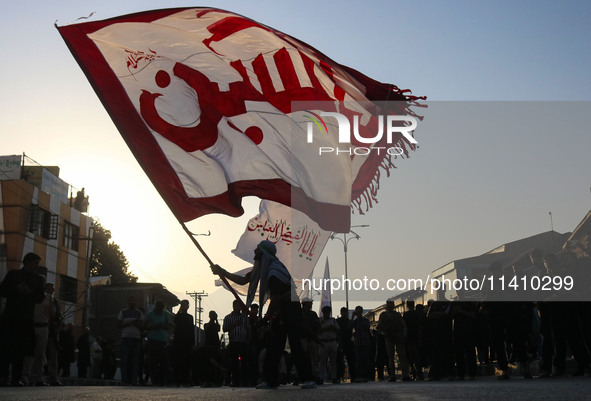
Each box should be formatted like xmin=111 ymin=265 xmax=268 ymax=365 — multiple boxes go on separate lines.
xmin=27 ymin=205 xmax=58 ymax=240
xmin=62 ymin=221 xmax=80 ymax=252
xmin=59 ymin=275 xmax=78 ymax=304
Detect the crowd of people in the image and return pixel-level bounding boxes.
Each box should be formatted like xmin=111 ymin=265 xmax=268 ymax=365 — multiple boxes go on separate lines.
xmin=1 ymin=234 xmax=590 ymax=389
xmin=0 ymin=253 xmax=111 ymax=386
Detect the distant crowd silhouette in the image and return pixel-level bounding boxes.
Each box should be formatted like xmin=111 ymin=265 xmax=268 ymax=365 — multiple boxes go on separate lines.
xmin=1 ymin=233 xmax=590 ymax=387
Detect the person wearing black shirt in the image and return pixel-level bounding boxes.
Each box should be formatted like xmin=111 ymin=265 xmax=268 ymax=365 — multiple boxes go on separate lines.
xmin=172 ymin=299 xmax=195 ymax=386
xmin=0 ymin=253 xmax=46 ymax=386
xmin=336 ymin=307 xmax=356 ymax=382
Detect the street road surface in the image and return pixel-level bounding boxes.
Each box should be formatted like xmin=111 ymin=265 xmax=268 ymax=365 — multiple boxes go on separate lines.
xmin=1 ymin=377 xmax=590 ymax=401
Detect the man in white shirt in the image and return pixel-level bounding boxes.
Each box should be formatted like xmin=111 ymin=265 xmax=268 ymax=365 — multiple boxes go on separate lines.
xmin=23 ymin=282 xmax=62 ymax=386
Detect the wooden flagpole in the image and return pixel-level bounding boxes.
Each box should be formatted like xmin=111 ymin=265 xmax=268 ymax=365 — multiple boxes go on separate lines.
xmin=179 ymin=221 xmax=254 ymax=317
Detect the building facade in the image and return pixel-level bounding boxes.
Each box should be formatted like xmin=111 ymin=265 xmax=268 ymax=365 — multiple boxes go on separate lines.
xmin=364 ymin=229 xmax=573 ymax=321
xmin=0 ymin=154 xmax=93 ymax=334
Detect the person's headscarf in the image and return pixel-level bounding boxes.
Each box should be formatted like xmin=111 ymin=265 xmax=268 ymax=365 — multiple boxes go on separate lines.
xmin=246 ymin=240 xmax=292 ymax=313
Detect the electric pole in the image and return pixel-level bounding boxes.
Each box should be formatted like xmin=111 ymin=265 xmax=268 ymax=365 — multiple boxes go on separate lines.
xmin=186 ymin=290 xmax=208 ymax=345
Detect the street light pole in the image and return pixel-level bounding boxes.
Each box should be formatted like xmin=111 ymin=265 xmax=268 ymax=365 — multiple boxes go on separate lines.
xmin=330 ymin=225 xmax=369 ymax=311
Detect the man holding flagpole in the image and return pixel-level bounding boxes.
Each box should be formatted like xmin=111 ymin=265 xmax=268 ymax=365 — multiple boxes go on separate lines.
xmin=211 ymin=240 xmax=316 ymax=389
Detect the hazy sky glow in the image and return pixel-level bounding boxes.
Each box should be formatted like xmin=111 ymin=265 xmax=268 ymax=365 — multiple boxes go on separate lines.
xmin=1 ymin=1 xmax=590 ymax=317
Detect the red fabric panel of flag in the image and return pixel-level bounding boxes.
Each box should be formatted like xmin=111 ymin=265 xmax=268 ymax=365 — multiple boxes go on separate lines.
xmin=58 ymin=8 xmax=423 ymax=232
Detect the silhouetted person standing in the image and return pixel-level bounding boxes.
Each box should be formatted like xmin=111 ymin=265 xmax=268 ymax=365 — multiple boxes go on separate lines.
xmin=426 ymin=299 xmax=453 ymax=380
xmin=403 ymin=300 xmax=425 ymax=380
xmin=172 ymin=299 xmax=194 ymax=386
xmin=317 ymin=305 xmax=339 ymax=383
xmin=59 ymin=323 xmax=75 ymax=377
xmin=336 ymin=307 xmax=355 ymax=382
xmin=300 ymin=298 xmax=320 ymax=383
xmin=223 ymin=299 xmax=250 ymax=387
xmin=77 ymin=327 xmax=92 ymax=378
xmin=451 ymin=299 xmax=478 ymax=380
xmin=22 ymin=281 xmax=62 ymax=386
xmin=202 ymin=310 xmax=223 ymax=387
xmin=377 ymin=299 xmax=410 ymax=381
xmin=144 ymin=300 xmax=173 ymax=386
xmin=0 ymin=253 xmax=45 ymax=386
xmin=117 ymin=295 xmax=144 ymax=385
xmin=352 ymin=306 xmax=372 ymax=382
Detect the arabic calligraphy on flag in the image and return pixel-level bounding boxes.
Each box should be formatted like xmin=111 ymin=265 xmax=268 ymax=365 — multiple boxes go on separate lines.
xmin=228 ymin=200 xmax=330 ymax=297
xmin=58 ymin=8 xmax=423 ymax=233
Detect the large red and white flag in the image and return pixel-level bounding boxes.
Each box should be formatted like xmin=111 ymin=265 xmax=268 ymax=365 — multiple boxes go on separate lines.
xmin=227 ymin=199 xmax=330 ymax=298
xmin=58 ymin=8 xmax=422 ymax=231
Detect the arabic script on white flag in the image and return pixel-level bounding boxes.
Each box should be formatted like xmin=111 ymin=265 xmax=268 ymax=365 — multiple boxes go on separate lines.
xmin=226 ymin=200 xmax=330 ymax=298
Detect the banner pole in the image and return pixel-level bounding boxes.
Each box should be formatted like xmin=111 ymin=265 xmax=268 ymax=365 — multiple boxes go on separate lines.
xmin=180 ymin=221 xmax=214 ymax=265
xmin=179 ymin=221 xmax=254 ymax=317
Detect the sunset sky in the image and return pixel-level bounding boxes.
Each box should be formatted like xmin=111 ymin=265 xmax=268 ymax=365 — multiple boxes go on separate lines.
xmin=1 ymin=0 xmax=590 ymax=318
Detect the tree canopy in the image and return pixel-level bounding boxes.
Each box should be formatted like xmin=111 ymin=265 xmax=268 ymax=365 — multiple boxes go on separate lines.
xmin=89 ymin=221 xmax=137 ymax=284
